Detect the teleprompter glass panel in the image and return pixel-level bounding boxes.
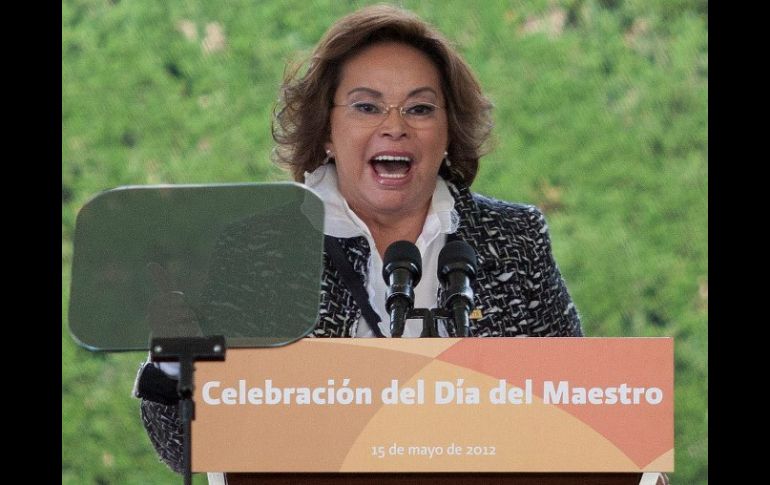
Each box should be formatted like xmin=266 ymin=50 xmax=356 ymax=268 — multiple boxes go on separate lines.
xmin=68 ymin=183 xmax=325 ymax=351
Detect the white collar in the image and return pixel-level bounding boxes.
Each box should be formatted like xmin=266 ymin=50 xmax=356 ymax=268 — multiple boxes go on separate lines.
xmin=303 ymin=163 xmax=458 ymax=241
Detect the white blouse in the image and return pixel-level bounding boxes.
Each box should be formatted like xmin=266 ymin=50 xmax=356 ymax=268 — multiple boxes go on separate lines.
xmin=304 ymin=163 xmax=459 ymax=337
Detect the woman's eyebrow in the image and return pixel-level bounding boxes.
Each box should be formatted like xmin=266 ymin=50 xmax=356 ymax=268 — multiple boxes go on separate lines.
xmin=346 ymin=87 xmax=383 ymax=98
xmin=407 ymin=87 xmax=438 ymax=98
xmin=345 ymin=86 xmax=439 ymax=98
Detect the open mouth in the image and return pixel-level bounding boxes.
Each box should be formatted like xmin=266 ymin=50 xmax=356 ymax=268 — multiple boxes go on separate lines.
xmin=370 ymin=155 xmax=413 ymax=180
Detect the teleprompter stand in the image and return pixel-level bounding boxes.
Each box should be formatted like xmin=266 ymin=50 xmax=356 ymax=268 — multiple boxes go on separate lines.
xmin=150 ymin=335 xmax=227 ymax=485
xmin=68 ymin=183 xmax=327 ymax=485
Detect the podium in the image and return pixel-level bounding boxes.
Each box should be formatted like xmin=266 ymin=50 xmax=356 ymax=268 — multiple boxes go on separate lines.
xmin=191 ymin=340 xmax=673 ymax=482
xmin=225 ymin=472 xmax=651 ymax=484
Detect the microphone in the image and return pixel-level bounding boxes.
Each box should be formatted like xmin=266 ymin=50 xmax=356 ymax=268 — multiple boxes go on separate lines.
xmin=382 ymin=241 xmax=422 ymax=338
xmin=438 ymin=240 xmax=477 ymax=337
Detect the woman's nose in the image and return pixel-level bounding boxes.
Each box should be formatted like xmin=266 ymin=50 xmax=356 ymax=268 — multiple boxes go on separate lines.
xmin=378 ymin=107 xmax=408 ymax=138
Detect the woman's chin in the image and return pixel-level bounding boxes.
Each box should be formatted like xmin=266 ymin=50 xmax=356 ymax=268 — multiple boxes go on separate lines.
xmin=358 ymin=192 xmax=420 ymax=218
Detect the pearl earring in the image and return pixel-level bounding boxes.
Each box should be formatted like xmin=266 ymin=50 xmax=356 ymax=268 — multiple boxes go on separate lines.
xmin=443 ymin=151 xmax=452 ymax=167
xmin=323 ymin=150 xmax=333 ymax=165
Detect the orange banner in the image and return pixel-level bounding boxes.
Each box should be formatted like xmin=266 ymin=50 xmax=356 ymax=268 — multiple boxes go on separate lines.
xmin=192 ymin=338 xmax=673 ymax=472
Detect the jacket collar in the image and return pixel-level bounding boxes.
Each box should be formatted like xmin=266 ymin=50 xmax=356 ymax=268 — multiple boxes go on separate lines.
xmin=445 ymin=181 xmax=498 ymax=271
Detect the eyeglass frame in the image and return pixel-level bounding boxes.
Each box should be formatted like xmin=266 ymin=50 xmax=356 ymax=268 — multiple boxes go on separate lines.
xmin=330 ymin=100 xmax=445 ymax=128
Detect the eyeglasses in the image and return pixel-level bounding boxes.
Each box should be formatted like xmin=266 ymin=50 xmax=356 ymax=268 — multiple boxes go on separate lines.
xmin=332 ymin=100 xmax=444 ymax=129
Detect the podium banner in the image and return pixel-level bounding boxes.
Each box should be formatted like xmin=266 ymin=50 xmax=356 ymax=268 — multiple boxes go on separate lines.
xmin=192 ymin=338 xmax=673 ymax=473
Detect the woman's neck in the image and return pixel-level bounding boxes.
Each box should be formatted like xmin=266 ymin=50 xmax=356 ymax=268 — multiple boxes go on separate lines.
xmin=354 ymin=203 xmax=431 ymax=259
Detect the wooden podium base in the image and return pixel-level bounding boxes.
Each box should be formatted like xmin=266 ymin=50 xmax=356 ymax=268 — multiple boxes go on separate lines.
xmin=224 ymin=473 xmax=648 ymax=484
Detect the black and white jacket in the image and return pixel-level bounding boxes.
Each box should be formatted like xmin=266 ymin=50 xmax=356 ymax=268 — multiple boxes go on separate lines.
xmin=135 ymin=181 xmax=583 ymax=472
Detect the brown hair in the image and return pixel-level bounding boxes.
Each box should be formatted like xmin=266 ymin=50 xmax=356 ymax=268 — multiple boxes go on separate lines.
xmin=272 ymin=4 xmax=494 ymax=186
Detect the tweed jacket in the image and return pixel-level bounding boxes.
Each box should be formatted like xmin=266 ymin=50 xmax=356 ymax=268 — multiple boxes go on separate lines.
xmin=314 ymin=182 xmax=582 ymax=338
xmin=136 ymin=181 xmax=583 ymax=472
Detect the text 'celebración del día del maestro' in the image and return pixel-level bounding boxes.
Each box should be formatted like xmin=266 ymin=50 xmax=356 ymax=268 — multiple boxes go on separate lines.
xmin=201 ymin=378 xmax=664 ymax=406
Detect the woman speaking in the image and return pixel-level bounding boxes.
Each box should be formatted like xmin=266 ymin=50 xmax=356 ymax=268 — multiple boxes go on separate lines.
xmin=135 ymin=4 xmax=582 ymax=475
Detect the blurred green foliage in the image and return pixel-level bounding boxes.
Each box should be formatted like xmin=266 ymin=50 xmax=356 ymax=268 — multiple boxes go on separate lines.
xmin=62 ymin=0 xmax=707 ymax=483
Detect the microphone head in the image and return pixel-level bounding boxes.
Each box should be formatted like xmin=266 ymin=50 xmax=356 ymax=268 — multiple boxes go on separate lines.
xmin=438 ymin=240 xmax=477 ymax=280
xmin=382 ymin=240 xmax=422 ymax=284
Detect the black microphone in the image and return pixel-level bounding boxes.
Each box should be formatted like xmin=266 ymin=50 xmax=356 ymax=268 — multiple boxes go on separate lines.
xmin=382 ymin=241 xmax=422 ymax=338
xmin=438 ymin=240 xmax=477 ymax=337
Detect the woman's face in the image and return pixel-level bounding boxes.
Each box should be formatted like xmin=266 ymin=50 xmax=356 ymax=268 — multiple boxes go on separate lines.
xmin=326 ymin=42 xmax=449 ymax=223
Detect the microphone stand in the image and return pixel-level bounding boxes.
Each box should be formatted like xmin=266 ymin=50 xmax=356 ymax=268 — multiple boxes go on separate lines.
xmin=150 ymin=335 xmax=226 ymax=485
xmin=404 ymin=307 xmax=465 ymax=338
xmin=406 ymin=308 xmax=436 ymax=337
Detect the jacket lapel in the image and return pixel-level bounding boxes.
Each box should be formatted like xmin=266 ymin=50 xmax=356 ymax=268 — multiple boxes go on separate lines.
xmin=313 ymin=236 xmax=370 ymax=337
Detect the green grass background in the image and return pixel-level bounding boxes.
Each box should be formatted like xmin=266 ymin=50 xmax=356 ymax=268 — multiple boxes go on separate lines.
xmin=62 ymin=0 xmax=707 ymax=483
